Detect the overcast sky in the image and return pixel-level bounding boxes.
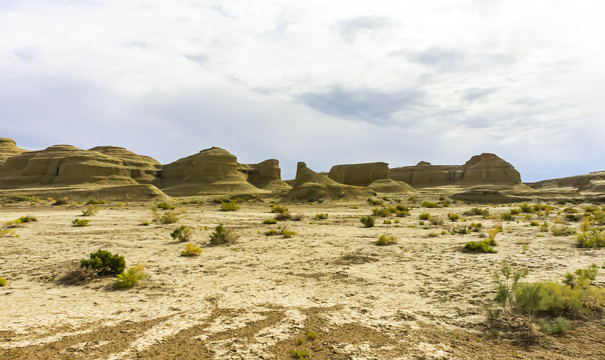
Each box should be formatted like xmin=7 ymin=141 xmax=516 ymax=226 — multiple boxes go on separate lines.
xmin=1 ymin=0 xmax=604 ymax=181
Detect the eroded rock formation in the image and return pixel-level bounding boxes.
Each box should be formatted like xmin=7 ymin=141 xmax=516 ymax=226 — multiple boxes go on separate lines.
xmin=238 ymin=159 xmax=291 ymax=192
xmin=160 ymin=147 xmax=263 ymax=196
xmin=368 ymin=179 xmax=416 ymax=193
xmin=328 ymin=162 xmax=389 ymax=186
xmin=390 ymin=153 xmax=521 ymax=187
xmin=281 ymin=162 xmax=374 ymax=202
xmin=0 ymin=138 xmax=27 ymax=165
xmin=90 ymin=146 xmax=162 ymax=185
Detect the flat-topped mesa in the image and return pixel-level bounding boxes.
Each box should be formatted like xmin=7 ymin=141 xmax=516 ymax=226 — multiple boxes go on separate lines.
xmin=0 ymin=137 xmax=27 ymax=165
xmin=328 ymin=162 xmax=389 ymax=186
xmin=389 ymin=153 xmax=521 ymax=187
xmin=238 ymin=159 xmax=291 ymax=192
xmin=89 ymin=146 xmax=162 ymax=185
xmin=0 ymin=145 xmax=135 ymax=187
xmin=281 ymin=162 xmax=375 ymax=202
xmin=160 ymin=146 xmax=263 ymax=196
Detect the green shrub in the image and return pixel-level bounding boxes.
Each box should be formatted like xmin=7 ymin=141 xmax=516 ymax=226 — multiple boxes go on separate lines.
xmin=220 ymin=201 xmax=240 ymax=211
xmin=289 ymin=349 xmax=309 ymax=359
xmin=451 ymin=225 xmax=469 ymax=235
xmin=360 ymin=216 xmax=375 ymax=228
xmin=80 ymin=249 xmax=125 ymax=275
xmin=282 ymin=230 xmax=296 ymax=238
xmin=576 ymin=229 xmax=605 ymax=248
xmin=86 ymin=199 xmax=106 ymax=205
xmin=591 ymin=210 xmax=605 ymax=225
xmin=315 ymin=213 xmax=328 ymax=220
xmin=210 ymin=224 xmax=238 ymax=245
xmin=156 ymin=201 xmax=175 ymax=210
xmin=263 ymin=219 xmax=278 ymax=224
xmin=0 ymin=277 xmax=6 ymax=287
xmin=464 ymin=239 xmax=496 ymax=253
xmin=500 ymin=212 xmax=513 ymax=221
xmin=376 ymin=234 xmax=397 ymax=246
xmin=72 ymin=219 xmax=90 ymax=227
xmin=306 ymin=330 xmax=317 ymax=340
xmin=419 ymin=213 xmax=430 ymax=220
xmin=170 ymin=225 xmax=191 ymax=242
xmin=18 ymin=216 xmax=37 ymax=223
xmin=265 ymin=229 xmax=279 ymax=236
xmin=510 ymin=208 xmax=521 ymax=215
xmin=565 ymin=214 xmax=580 ymax=222
xmin=447 ymin=213 xmax=460 ymax=222
xmin=530 ymin=220 xmax=539 ymax=226
xmin=539 ymin=221 xmax=549 ymax=232
xmin=181 ymin=243 xmax=202 ymax=256
xmin=367 ymin=198 xmax=383 ymax=206
xmin=551 ymin=224 xmax=575 ymax=237
xmin=422 ymin=201 xmax=439 ymax=208
xmin=52 ymin=197 xmax=69 ymax=206
xmin=539 ymin=317 xmax=569 ymax=335
xmin=563 ymin=264 xmax=598 ymax=287
xmin=429 ymin=217 xmax=444 ymax=225
xmin=520 ymin=202 xmax=535 ymax=213
xmin=158 ymin=211 xmax=179 ymax=224
xmin=115 ymin=264 xmax=147 ymax=288
xmin=271 ymin=205 xmax=289 ymax=214
xmin=82 ymin=204 xmax=99 ymax=216
xmin=469 ymin=222 xmax=482 ymax=232
xmin=383 ymin=220 xmax=391 ymax=224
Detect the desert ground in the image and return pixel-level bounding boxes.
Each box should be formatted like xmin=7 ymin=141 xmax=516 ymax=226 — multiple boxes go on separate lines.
xmin=1 ymin=195 xmax=604 ymax=359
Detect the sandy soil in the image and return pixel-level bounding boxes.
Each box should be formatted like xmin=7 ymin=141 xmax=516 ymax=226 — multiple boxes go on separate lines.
xmin=0 ymin=196 xmax=604 ymax=359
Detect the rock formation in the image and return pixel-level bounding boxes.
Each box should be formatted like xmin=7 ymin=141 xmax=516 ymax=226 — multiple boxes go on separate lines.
xmin=90 ymin=146 xmax=162 ymax=185
xmin=238 ymin=159 xmax=291 ymax=192
xmin=160 ymin=147 xmax=263 ymax=196
xmin=281 ymin=162 xmax=375 ymax=202
xmin=0 ymin=138 xmax=27 ymax=165
xmin=528 ymin=171 xmax=605 ymax=192
xmin=368 ymin=179 xmax=416 ymax=193
xmin=328 ymin=162 xmax=389 ymax=186
xmin=390 ymin=153 xmax=521 ymax=187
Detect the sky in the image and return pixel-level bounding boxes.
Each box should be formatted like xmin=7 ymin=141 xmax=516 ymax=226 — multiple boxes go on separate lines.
xmin=1 ymin=0 xmax=604 ymax=182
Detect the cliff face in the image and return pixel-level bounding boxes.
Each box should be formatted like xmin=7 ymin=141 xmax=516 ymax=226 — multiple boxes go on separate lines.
xmin=389 ymin=153 xmax=521 ymax=187
xmin=238 ymin=159 xmax=291 ymax=192
xmin=0 ymin=138 xmax=27 ymax=165
xmin=328 ymin=162 xmax=389 ymax=186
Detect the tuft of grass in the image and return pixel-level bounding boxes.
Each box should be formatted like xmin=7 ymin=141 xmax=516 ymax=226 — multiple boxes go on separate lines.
xmin=367 ymin=198 xmax=383 ymax=206
xmin=156 ymin=201 xmax=175 ymax=210
xmin=551 ymin=224 xmax=575 ymax=237
xmin=500 ymin=212 xmax=513 ymax=221
xmin=52 ymin=197 xmax=69 ymax=206
xmin=158 ymin=211 xmax=179 ymax=224
xmin=376 ymin=234 xmax=397 ymax=246
xmin=464 ymin=239 xmax=497 ymax=253
xmin=448 ymin=213 xmax=460 ymax=222
xmin=72 ymin=218 xmax=90 ymax=227
xmin=115 ymin=264 xmax=147 ymax=288
xmin=419 ymin=213 xmax=431 ymax=220
xmin=170 ymin=225 xmax=191 ymax=242
xmin=263 ymin=219 xmax=278 ymax=224
xmin=539 ymin=317 xmax=570 ymax=335
xmin=265 ymin=229 xmax=279 ymax=236
xmin=306 ymin=330 xmax=317 ymax=340
xmin=210 ymin=224 xmax=239 ymax=246
xmin=82 ymin=204 xmax=99 ymax=216
xmin=422 ymin=201 xmax=439 ymax=208
xmin=220 ymin=201 xmax=240 ymax=211
xmin=315 ymin=213 xmax=328 ymax=220
xmin=360 ymin=216 xmax=375 ymax=228
xmin=289 ymin=349 xmax=309 ymax=359
xmin=86 ymin=199 xmax=106 ymax=205
xmin=271 ymin=205 xmax=289 ymax=214
xmin=0 ymin=277 xmax=6 ymax=287
xmin=282 ymin=229 xmax=297 ymax=238
xmin=181 ymin=243 xmax=203 ymax=257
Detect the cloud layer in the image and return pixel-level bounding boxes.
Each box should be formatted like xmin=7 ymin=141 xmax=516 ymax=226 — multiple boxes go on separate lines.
xmin=1 ymin=0 xmax=604 ymax=181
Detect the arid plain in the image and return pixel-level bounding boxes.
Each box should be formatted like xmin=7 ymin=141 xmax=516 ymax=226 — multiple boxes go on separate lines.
xmin=1 ymin=196 xmax=604 ymax=360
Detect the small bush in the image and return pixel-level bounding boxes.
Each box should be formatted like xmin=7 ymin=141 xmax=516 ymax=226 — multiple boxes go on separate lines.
xmin=265 ymin=229 xmax=279 ymax=236
xmin=376 ymin=234 xmax=397 ymax=246
xmin=72 ymin=219 xmax=90 ymax=227
xmin=464 ymin=239 xmax=496 ymax=253
xmin=422 ymin=201 xmax=439 ymax=208
xmin=315 ymin=213 xmax=328 ymax=220
xmin=86 ymin=199 xmax=106 ymax=205
xmin=395 ymin=209 xmax=409 ymax=217
xmin=419 ymin=213 xmax=431 ymax=220
xmin=383 ymin=220 xmax=391 ymax=224
xmin=372 ymin=207 xmax=393 ymax=217
xmin=170 ymin=225 xmax=191 ymax=242
xmin=565 ymin=214 xmax=580 ymax=222
xmin=0 ymin=277 xmax=6 ymax=287
xmin=80 ymin=249 xmax=125 ymax=275
xmin=263 ymin=219 xmax=278 ymax=224
xmin=551 ymin=224 xmax=575 ymax=237
xmin=447 ymin=213 xmax=460 ymax=222
xmin=158 ymin=211 xmax=179 ymax=224
xmin=469 ymin=222 xmax=482 ymax=232
xmin=360 ymin=216 xmax=375 ymax=228
xmin=52 ymin=197 xmax=69 ymax=206
xmin=282 ymin=230 xmax=297 ymax=238
xmin=539 ymin=317 xmax=569 ymax=335
xmin=509 ymin=208 xmax=521 ymax=215
xmin=306 ymin=330 xmax=317 ymax=340
xmin=576 ymin=230 xmax=605 ymax=248
xmin=271 ymin=205 xmax=289 ymax=214
xmin=18 ymin=216 xmax=37 ymax=223
xmin=519 ymin=202 xmax=535 ymax=213
xmin=530 ymin=220 xmax=539 ymax=226
xmin=210 ymin=224 xmax=239 ymax=245
xmin=290 ymin=348 xmax=309 ymax=359
xmin=500 ymin=212 xmax=513 ymax=221
xmin=367 ymin=198 xmax=383 ymax=206
xmin=539 ymin=221 xmax=549 ymax=232
xmin=115 ymin=264 xmax=147 ymax=288
xmin=82 ymin=204 xmax=99 ymax=216
xmin=156 ymin=201 xmax=175 ymax=210
xmin=181 ymin=243 xmax=203 ymax=256
xmin=220 ymin=201 xmax=240 ymax=211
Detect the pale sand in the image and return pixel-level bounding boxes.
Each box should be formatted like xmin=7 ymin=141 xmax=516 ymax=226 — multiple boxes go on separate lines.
xmin=0 ymin=197 xmax=604 ymax=359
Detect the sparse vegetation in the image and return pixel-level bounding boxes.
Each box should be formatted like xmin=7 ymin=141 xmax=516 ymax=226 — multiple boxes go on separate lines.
xmin=289 ymin=349 xmax=309 ymax=359
xmin=80 ymin=249 xmax=125 ymax=276
xmin=263 ymin=219 xmax=278 ymax=224
xmin=315 ymin=213 xmax=328 ymax=220
xmin=156 ymin=201 xmax=175 ymax=210
xmin=210 ymin=224 xmax=239 ymax=245
xmin=464 ymin=239 xmax=496 ymax=253
xmin=448 ymin=213 xmax=460 ymax=222
xmin=271 ymin=205 xmax=289 ymax=214
xmin=0 ymin=277 xmax=6 ymax=287
xmin=115 ymin=264 xmax=147 ymax=288
xmin=82 ymin=204 xmax=99 ymax=216
xmin=170 ymin=225 xmax=191 ymax=242
xmin=220 ymin=201 xmax=240 ymax=211
xmin=72 ymin=218 xmax=90 ymax=227
xmin=550 ymin=224 xmax=575 ymax=237
xmin=181 ymin=243 xmax=203 ymax=256
xmin=376 ymin=234 xmax=397 ymax=246
xmin=157 ymin=211 xmax=179 ymax=224
xmin=539 ymin=317 xmax=570 ymax=335
xmin=422 ymin=201 xmax=439 ymax=208
xmin=52 ymin=197 xmax=69 ymax=206
xmin=419 ymin=213 xmax=431 ymax=220
xmin=360 ymin=216 xmax=375 ymax=228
